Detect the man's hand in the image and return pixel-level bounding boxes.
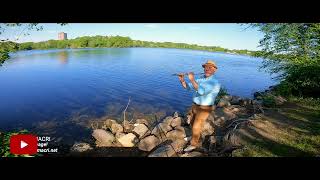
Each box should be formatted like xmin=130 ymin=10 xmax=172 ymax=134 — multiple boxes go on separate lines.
xmin=178 ymin=73 xmax=185 ymax=82
xmin=188 ymin=72 xmax=195 ymax=82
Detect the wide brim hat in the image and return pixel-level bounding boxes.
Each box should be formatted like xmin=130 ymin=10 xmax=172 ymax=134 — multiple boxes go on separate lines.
xmin=202 ymin=60 xmax=218 ymax=69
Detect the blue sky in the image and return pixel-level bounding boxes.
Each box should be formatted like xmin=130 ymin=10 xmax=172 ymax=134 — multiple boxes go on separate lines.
xmin=1 ymin=23 xmax=263 ymax=50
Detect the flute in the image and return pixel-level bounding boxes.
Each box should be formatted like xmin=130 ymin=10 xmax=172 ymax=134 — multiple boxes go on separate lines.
xmin=172 ymin=72 xmax=205 ymax=76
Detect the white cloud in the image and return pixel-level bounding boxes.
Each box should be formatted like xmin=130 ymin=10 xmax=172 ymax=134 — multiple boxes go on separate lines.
xmin=144 ymin=24 xmax=159 ymax=28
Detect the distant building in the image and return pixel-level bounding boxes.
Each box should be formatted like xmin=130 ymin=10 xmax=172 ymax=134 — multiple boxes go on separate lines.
xmin=58 ymin=32 xmax=67 ymax=40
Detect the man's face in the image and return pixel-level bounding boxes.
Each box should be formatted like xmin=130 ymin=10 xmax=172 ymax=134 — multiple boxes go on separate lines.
xmin=203 ymin=65 xmax=217 ymax=77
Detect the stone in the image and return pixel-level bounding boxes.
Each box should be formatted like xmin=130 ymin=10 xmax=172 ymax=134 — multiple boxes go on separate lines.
xmin=70 ymin=143 xmax=93 ymax=153
xmin=221 ymin=95 xmax=233 ymax=101
xmin=152 ymin=122 xmax=172 ymax=136
xmin=162 ymin=116 xmax=174 ymax=125
xmin=171 ymin=117 xmax=182 ymax=128
xmin=181 ymin=151 xmax=203 ymax=157
xmin=239 ymin=98 xmax=253 ymax=106
xmin=213 ymin=107 xmax=237 ymax=125
xmin=103 ymin=119 xmax=118 ymax=129
xmin=117 ymin=133 xmax=138 ymax=147
xmin=133 ymin=124 xmax=150 ymax=139
xmin=123 ymin=120 xmax=135 ymax=133
xmin=148 ymin=139 xmax=187 ymax=157
xmin=135 ymin=119 xmax=149 ymax=127
xmin=110 ymin=123 xmax=124 ymax=134
xmin=201 ymin=120 xmax=215 ymax=139
xmin=115 ymin=132 xmax=126 ymax=140
xmin=166 ymin=128 xmax=186 ymax=141
xmin=138 ymin=135 xmax=161 ymax=151
xmin=230 ymin=96 xmax=241 ymax=105
xmin=183 ymin=127 xmax=192 ymax=137
xmin=92 ymin=129 xmax=115 ymax=147
xmin=208 ymin=136 xmax=217 ymax=151
xmin=217 ymin=99 xmax=231 ymax=108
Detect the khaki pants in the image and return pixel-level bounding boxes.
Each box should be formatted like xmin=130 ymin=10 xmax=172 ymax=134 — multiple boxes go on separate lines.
xmin=188 ymin=103 xmax=214 ymax=147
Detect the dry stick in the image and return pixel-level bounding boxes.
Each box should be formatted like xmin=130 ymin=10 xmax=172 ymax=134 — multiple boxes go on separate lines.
xmin=123 ymin=96 xmax=131 ymax=123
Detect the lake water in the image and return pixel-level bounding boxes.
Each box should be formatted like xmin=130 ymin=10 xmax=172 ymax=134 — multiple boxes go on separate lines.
xmin=0 ymin=48 xmax=277 ymax=144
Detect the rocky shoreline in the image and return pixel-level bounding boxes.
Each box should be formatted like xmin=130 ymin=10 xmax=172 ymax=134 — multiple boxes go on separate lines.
xmin=67 ymin=86 xmax=287 ymax=157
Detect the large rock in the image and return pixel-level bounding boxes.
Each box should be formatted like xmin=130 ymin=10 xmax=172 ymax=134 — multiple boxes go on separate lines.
xmin=133 ymin=124 xmax=150 ymax=139
xmin=217 ymin=99 xmax=231 ymax=108
xmin=135 ymin=119 xmax=149 ymax=127
xmin=239 ymin=98 xmax=253 ymax=106
xmin=201 ymin=121 xmax=215 ymax=139
xmin=170 ymin=117 xmax=182 ymax=128
xmin=151 ymin=122 xmax=172 ymax=138
xmin=166 ymin=128 xmax=186 ymax=141
xmin=148 ymin=139 xmax=187 ymax=157
xmin=92 ymin=129 xmax=115 ymax=147
xmin=117 ymin=133 xmax=138 ymax=147
xmin=162 ymin=116 xmax=174 ymax=125
xmin=208 ymin=136 xmax=217 ymax=152
xmin=221 ymin=95 xmax=233 ymax=101
xmin=110 ymin=123 xmax=124 ymax=134
xmin=102 ymin=119 xmax=118 ymax=130
xmin=115 ymin=132 xmax=126 ymax=140
xmin=138 ymin=135 xmax=160 ymax=151
xmin=70 ymin=143 xmax=93 ymax=153
xmin=230 ymin=96 xmax=241 ymax=105
xmin=181 ymin=151 xmax=203 ymax=157
xmin=123 ymin=120 xmax=135 ymax=133
xmin=213 ymin=107 xmax=237 ymax=126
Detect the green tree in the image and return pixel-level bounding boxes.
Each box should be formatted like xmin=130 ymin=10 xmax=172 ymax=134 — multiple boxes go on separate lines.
xmin=249 ymin=23 xmax=320 ymax=97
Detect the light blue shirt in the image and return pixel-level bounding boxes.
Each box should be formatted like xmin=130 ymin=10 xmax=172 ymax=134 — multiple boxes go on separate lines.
xmin=186 ymin=75 xmax=221 ymax=106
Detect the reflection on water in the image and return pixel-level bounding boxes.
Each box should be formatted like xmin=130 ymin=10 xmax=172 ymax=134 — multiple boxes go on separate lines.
xmin=0 ymin=48 xmax=278 ymax=146
xmin=57 ymin=51 xmax=69 ymax=64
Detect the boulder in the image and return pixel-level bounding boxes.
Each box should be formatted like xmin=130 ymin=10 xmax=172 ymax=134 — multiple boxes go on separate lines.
xmin=181 ymin=151 xmax=203 ymax=157
xmin=166 ymin=128 xmax=186 ymax=141
xmin=133 ymin=124 xmax=150 ymax=139
xmin=162 ymin=116 xmax=174 ymax=125
xmin=239 ymin=98 xmax=253 ymax=106
xmin=70 ymin=143 xmax=93 ymax=153
xmin=117 ymin=133 xmax=138 ymax=147
xmin=115 ymin=132 xmax=126 ymax=140
xmin=135 ymin=119 xmax=149 ymax=127
xmin=230 ymin=96 xmax=241 ymax=105
xmin=208 ymin=136 xmax=217 ymax=152
xmin=148 ymin=139 xmax=187 ymax=157
xmin=221 ymin=95 xmax=233 ymax=101
xmin=213 ymin=107 xmax=237 ymax=126
xmin=170 ymin=117 xmax=182 ymax=128
xmin=102 ymin=119 xmax=118 ymax=129
xmin=92 ymin=129 xmax=115 ymax=147
xmin=152 ymin=122 xmax=172 ymax=136
xmin=110 ymin=123 xmax=124 ymax=134
xmin=123 ymin=121 xmax=135 ymax=133
xmin=201 ymin=121 xmax=215 ymax=139
xmin=217 ymin=99 xmax=231 ymax=108
xmin=138 ymin=135 xmax=160 ymax=151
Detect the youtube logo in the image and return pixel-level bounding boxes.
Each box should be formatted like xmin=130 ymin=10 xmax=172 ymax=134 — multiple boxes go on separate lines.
xmin=10 ymin=134 xmax=38 ymax=155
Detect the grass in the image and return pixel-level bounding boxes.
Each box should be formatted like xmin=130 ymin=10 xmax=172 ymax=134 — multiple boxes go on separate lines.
xmin=232 ymin=97 xmax=320 ymax=157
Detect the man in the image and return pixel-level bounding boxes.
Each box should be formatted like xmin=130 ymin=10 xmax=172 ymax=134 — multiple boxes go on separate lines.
xmin=178 ymin=60 xmax=221 ymax=152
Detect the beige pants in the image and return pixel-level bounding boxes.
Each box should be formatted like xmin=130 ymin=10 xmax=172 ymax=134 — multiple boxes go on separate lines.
xmin=188 ymin=103 xmax=214 ymax=147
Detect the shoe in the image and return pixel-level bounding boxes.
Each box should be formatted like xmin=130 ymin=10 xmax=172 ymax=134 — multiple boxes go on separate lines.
xmin=184 ymin=145 xmax=197 ymax=152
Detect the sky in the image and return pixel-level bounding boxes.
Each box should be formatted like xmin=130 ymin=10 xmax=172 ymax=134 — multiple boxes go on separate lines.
xmin=1 ymin=23 xmax=264 ymax=51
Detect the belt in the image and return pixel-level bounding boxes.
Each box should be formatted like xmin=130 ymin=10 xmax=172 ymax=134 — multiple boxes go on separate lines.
xmin=192 ymin=102 xmax=213 ymax=107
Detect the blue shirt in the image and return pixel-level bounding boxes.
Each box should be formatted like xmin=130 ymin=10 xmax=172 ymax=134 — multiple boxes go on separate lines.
xmin=186 ymin=75 xmax=221 ymax=106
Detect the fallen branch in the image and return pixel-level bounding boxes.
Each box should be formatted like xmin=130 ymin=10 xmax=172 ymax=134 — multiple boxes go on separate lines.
xmin=123 ymin=96 xmax=131 ymax=122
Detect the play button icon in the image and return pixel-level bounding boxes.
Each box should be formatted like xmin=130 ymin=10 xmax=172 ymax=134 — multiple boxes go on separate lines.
xmin=21 ymin=141 xmax=28 ymax=149
xmin=10 ymin=134 xmax=38 ymax=155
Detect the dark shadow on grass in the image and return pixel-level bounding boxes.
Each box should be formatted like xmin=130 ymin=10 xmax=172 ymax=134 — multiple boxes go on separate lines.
xmin=240 ymin=126 xmax=315 ymax=157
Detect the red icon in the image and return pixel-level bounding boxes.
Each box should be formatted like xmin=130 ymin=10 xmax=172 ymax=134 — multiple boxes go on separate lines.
xmin=10 ymin=134 xmax=38 ymax=155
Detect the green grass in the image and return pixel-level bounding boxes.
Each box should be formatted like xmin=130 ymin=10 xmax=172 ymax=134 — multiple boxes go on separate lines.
xmin=232 ymin=97 xmax=320 ymax=157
